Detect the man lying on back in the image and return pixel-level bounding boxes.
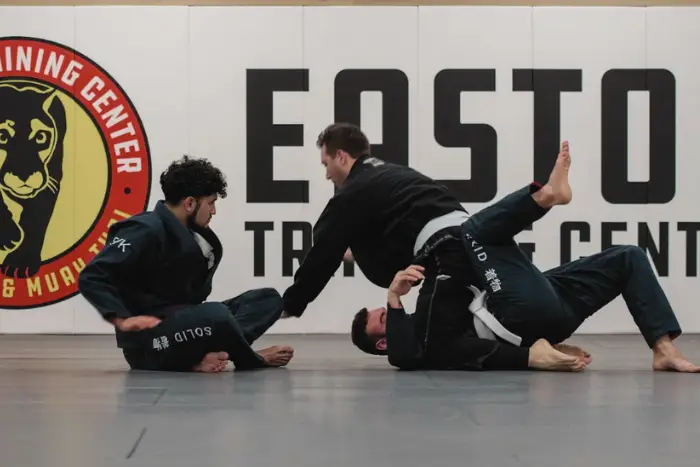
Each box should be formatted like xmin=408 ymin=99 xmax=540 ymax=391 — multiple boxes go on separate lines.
xmin=350 ymin=145 xmax=698 ymax=373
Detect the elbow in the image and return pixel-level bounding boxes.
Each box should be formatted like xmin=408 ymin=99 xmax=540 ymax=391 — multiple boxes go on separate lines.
xmin=77 ymin=274 xmax=95 ymax=304
xmin=77 ymin=271 xmax=88 ymax=294
xmin=388 ymin=354 xmax=420 ymax=371
xmin=77 ymin=266 xmax=93 ymax=291
xmin=77 ymin=264 xmax=101 ymax=298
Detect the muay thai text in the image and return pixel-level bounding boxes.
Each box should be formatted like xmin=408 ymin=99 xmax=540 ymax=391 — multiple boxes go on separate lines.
xmin=0 ymin=209 xmax=132 ymax=299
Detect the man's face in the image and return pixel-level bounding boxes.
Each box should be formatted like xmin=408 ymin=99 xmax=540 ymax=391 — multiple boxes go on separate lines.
xmin=365 ymin=306 xmax=387 ymax=351
xmin=185 ymin=194 xmax=217 ymax=228
xmin=320 ymin=145 xmax=350 ymax=187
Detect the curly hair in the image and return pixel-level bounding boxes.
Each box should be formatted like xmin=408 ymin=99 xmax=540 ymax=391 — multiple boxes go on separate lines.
xmin=159 ymin=155 xmax=227 ymax=205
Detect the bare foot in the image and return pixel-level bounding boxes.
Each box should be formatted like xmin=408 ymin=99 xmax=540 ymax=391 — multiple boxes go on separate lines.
xmin=258 ymin=345 xmax=294 ymax=367
xmin=652 ymin=338 xmax=700 ymax=373
xmin=554 ymin=343 xmax=592 ymax=365
xmin=193 ymin=351 xmax=229 ymax=373
xmin=534 ymin=141 xmax=573 ymax=208
xmin=529 ymin=339 xmax=588 ymax=372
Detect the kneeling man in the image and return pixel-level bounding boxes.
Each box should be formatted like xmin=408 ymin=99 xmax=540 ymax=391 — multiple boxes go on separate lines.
xmin=351 ymin=145 xmax=699 ymax=373
xmin=79 ymin=156 xmax=293 ymax=372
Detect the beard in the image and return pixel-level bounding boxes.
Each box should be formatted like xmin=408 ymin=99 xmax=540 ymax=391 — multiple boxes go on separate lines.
xmin=186 ymin=200 xmax=204 ymax=230
xmin=186 ymin=211 xmax=199 ymax=230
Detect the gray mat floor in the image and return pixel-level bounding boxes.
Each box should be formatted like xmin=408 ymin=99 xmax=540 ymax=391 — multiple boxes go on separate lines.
xmin=1 ymin=334 xmax=699 ymax=467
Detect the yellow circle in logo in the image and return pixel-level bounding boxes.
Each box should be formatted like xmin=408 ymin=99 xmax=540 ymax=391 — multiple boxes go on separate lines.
xmin=0 ymin=79 xmax=108 ymax=265
xmin=0 ymin=36 xmax=152 ymax=309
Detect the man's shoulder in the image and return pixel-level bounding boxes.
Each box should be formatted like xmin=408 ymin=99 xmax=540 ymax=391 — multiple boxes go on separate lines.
xmin=109 ymin=210 xmax=165 ymax=241
xmin=357 ymin=158 xmax=433 ymax=182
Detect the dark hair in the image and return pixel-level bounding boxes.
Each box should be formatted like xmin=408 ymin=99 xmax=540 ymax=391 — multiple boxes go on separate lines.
xmin=316 ymin=122 xmax=371 ymax=159
xmin=159 ymin=155 xmax=227 ymax=205
xmin=351 ymin=307 xmax=386 ymax=356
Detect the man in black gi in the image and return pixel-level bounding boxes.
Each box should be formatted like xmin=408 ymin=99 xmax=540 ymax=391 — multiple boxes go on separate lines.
xmin=79 ymin=156 xmax=293 ymax=373
xmin=283 ymin=122 xmax=698 ymax=373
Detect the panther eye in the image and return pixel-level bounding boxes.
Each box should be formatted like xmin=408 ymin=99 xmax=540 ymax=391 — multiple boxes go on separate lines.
xmin=35 ymin=130 xmax=49 ymax=145
xmin=0 ymin=130 xmax=8 ymax=144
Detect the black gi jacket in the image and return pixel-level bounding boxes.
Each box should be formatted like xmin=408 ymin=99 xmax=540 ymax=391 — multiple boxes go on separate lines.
xmin=282 ymin=155 xmax=465 ymax=315
xmin=78 ymin=201 xmax=223 ymax=348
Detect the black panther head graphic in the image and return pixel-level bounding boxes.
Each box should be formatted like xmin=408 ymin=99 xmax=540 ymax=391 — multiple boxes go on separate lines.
xmin=0 ymin=79 xmax=67 ymax=278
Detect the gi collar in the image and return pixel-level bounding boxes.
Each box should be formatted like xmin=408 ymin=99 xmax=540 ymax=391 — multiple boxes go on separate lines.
xmin=344 ymin=154 xmax=371 ymax=183
xmin=154 ymin=200 xmax=223 ymax=257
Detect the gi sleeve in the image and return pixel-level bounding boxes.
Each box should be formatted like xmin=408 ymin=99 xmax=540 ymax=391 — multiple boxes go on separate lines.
xmin=78 ymin=219 xmax=157 ymax=322
xmin=385 ymin=303 xmax=425 ymax=370
xmin=282 ymin=192 xmax=357 ymax=317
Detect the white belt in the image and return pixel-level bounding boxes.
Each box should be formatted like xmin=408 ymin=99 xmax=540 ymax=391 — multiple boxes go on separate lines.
xmin=420 ymin=216 xmax=523 ymax=347
xmin=467 ymin=284 xmax=522 ymax=346
xmin=413 ymin=210 xmax=470 ymax=256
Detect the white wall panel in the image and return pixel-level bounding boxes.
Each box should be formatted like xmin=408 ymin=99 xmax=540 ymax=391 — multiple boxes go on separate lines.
xmin=417 ymin=6 xmax=534 ymax=215
xmin=0 ymin=5 xmax=698 ymax=337
xmin=646 ymin=7 xmax=700 ymax=333
xmin=531 ymin=7 xmax=648 ymax=334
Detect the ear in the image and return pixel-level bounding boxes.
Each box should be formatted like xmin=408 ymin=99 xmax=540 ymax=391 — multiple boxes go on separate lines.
xmin=375 ymin=337 xmax=387 ymax=351
xmin=42 ymin=90 xmax=60 ymax=112
xmin=337 ymin=149 xmax=349 ymax=164
xmin=183 ymin=196 xmax=196 ymax=212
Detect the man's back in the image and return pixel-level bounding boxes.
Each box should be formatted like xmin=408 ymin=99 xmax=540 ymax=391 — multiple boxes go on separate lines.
xmin=341 ymin=156 xmax=466 ymax=286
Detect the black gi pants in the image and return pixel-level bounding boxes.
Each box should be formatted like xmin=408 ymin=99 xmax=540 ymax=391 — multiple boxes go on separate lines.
xmin=417 ymin=184 xmax=682 ymax=357
xmin=122 ymin=288 xmax=284 ymax=371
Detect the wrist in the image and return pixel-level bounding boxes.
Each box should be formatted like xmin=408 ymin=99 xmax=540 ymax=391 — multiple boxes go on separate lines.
xmin=109 ymin=317 xmax=126 ymax=330
xmin=387 ymin=293 xmax=402 ymax=309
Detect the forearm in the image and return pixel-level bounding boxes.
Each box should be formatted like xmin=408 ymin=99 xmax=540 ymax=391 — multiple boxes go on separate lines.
xmin=78 ymin=267 xmax=133 ymax=321
xmin=385 ymin=299 xmax=424 ymax=370
xmin=284 ymin=248 xmax=345 ymax=317
xmin=108 ymin=317 xmax=125 ymax=329
xmin=387 ymin=292 xmax=401 ymax=309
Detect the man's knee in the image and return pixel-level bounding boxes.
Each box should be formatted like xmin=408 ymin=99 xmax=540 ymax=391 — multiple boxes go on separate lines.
xmin=197 ymin=303 xmax=236 ymax=326
xmin=256 ymin=287 xmax=283 ymax=302
xmin=231 ymin=287 xmax=282 ymax=304
xmin=608 ymin=244 xmax=649 ymax=264
xmin=247 ymin=287 xmax=284 ymax=314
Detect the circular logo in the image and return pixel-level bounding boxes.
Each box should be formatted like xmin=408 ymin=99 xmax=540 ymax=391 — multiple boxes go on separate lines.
xmin=0 ymin=37 xmax=151 ymax=309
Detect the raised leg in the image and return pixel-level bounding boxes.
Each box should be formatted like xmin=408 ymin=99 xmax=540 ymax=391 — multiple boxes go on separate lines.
xmin=457 ymin=142 xmax=582 ymax=344
xmin=462 ymin=140 xmax=572 ymax=246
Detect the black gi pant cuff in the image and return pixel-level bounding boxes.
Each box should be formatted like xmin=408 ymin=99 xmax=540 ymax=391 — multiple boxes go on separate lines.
xmin=482 ymin=343 xmax=530 ymax=370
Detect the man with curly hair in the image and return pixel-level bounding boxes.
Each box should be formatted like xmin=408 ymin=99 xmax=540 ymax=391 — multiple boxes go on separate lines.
xmin=79 ymin=156 xmax=293 ymax=373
